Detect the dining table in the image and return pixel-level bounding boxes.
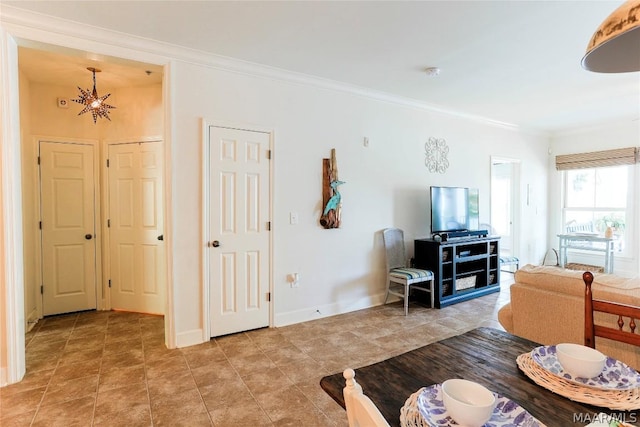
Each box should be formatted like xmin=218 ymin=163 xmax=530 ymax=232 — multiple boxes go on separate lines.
xmin=319 ymin=327 xmax=638 ymax=426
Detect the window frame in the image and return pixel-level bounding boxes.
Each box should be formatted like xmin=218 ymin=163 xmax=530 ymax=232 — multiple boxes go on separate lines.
xmin=561 ymin=164 xmax=634 ymax=258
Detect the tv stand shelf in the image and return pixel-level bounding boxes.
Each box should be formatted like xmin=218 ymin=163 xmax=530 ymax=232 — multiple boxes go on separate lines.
xmin=414 ymin=236 xmax=501 ymax=308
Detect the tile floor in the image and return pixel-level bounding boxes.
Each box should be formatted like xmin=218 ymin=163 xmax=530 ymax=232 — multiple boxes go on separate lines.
xmin=1 ymin=278 xmax=512 ymax=426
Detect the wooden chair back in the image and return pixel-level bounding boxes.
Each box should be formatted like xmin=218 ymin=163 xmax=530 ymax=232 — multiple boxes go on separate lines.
xmin=343 ymin=369 xmax=390 ymax=427
xmin=584 ymin=271 xmax=640 ymax=348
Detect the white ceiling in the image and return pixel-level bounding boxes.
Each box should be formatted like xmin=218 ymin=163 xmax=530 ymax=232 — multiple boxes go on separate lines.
xmin=7 ymin=0 xmax=640 ymax=134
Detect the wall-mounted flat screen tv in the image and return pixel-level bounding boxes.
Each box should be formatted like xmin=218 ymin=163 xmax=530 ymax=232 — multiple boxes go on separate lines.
xmin=430 ymin=186 xmax=478 ymax=233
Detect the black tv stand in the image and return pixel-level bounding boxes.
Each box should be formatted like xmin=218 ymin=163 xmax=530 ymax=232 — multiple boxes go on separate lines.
xmin=414 ymin=236 xmax=500 ymax=308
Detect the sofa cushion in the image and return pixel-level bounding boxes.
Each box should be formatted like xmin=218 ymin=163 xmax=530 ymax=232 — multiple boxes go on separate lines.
xmin=514 ymin=264 xmax=640 ymax=305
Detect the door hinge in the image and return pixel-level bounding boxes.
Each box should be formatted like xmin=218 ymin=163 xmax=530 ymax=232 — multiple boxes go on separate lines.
xmin=37 ymin=156 xmax=40 ymax=165
xmin=106 ymin=159 xmax=110 ymax=167
xmin=40 ymin=285 xmax=43 ymax=295
xmin=267 ymin=221 xmax=271 ymax=231
xmin=267 ymin=150 xmax=272 ymax=160
xmin=39 ymin=221 xmax=42 ymax=230
xmin=267 ymin=292 xmax=271 ymax=302
xmin=107 ymin=219 xmax=111 ymax=228
xmin=108 ymin=279 xmax=111 ymax=288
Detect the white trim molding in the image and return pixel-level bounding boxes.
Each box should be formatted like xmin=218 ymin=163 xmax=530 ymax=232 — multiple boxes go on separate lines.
xmin=0 ymin=27 xmax=26 ymax=386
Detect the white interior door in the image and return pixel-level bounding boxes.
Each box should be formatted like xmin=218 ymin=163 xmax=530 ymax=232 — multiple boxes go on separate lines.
xmin=108 ymin=142 xmax=165 ymax=314
xmin=40 ymin=141 xmax=97 ymax=316
xmin=208 ymin=126 xmax=271 ymax=337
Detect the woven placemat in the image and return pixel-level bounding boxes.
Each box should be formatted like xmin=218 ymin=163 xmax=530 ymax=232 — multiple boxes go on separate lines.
xmin=399 ymin=387 xmax=426 ymax=427
xmin=399 ymin=385 xmax=548 ymax=427
xmin=517 ymin=352 xmax=640 ymax=411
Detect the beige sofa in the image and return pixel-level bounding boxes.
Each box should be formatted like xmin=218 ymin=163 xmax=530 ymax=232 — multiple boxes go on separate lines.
xmin=498 ymin=264 xmax=640 ymax=370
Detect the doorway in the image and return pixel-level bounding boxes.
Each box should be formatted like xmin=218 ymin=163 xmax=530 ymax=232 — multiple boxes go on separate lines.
xmin=1 ymin=22 xmax=172 ymax=386
xmin=490 ymin=157 xmax=521 ymax=260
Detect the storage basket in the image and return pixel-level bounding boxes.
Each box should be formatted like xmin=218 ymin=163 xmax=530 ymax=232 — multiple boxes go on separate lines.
xmin=456 ymin=275 xmax=476 ymax=291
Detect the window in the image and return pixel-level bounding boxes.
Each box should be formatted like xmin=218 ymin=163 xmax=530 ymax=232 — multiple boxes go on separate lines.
xmin=563 ymin=165 xmax=632 ymax=253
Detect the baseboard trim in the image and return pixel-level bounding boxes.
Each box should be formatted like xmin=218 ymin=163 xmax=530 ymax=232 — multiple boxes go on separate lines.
xmin=175 ymin=329 xmax=205 ymax=348
xmin=274 ymin=292 xmax=389 ymax=327
xmin=26 ymin=308 xmax=39 ymax=332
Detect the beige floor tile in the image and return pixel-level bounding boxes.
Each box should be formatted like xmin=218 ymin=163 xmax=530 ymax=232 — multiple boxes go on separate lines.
xmin=147 ymin=369 xmax=197 ymax=399
xmin=0 ymin=410 xmax=36 ymax=427
xmin=0 ymin=387 xmax=46 ymax=419
xmin=0 ymin=369 xmax=53 ymax=396
xmin=190 ymin=360 xmax=240 ymax=388
xmin=40 ymin=374 xmax=98 ymax=406
xmin=98 ymin=364 xmax=146 ymax=392
xmin=94 ymin=382 xmax=151 ymax=424
xmin=150 ymin=388 xmax=211 ymax=426
xmin=181 ymin=345 xmax=227 ymax=369
xmin=242 ymin=367 xmax=295 ymax=397
xmin=145 ymin=354 xmax=189 ymax=379
xmin=199 ymin=376 xmax=256 ymax=411
xmin=58 ymin=348 xmax=103 ymax=366
xmin=49 ymin=359 xmax=101 ymax=384
xmin=208 ymin=400 xmax=272 ymax=427
xmin=227 ymin=351 xmax=278 ymax=377
xmin=9 ymin=279 xmax=513 ymax=426
xmin=32 ymin=395 xmax=95 ymax=427
xmin=101 ymin=348 xmax=144 ymax=369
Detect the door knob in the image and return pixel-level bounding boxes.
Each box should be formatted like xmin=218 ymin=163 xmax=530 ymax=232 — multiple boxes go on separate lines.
xmin=212 ymin=240 xmax=220 ymax=247
xmin=85 ymin=234 xmax=93 ymax=240
xmin=157 ymin=235 xmax=164 ymax=241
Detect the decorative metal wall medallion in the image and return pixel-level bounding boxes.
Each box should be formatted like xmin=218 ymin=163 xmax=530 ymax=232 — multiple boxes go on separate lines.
xmin=425 ymin=137 xmax=449 ymax=173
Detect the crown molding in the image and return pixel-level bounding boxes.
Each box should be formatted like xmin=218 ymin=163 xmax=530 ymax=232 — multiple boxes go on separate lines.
xmin=1 ymin=4 xmax=537 ymax=134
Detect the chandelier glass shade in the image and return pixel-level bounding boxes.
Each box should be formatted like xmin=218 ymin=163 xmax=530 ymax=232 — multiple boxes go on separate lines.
xmin=582 ymin=0 xmax=640 ymax=73
xmin=72 ymin=67 xmax=115 ymax=123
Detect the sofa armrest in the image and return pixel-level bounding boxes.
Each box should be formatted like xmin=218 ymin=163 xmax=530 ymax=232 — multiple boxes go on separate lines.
xmin=497 ymin=303 xmax=514 ymax=333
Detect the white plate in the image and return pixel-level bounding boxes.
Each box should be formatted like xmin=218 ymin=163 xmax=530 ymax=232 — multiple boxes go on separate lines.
xmin=416 ymin=384 xmax=542 ymax=427
xmin=531 ymin=345 xmax=640 ymax=390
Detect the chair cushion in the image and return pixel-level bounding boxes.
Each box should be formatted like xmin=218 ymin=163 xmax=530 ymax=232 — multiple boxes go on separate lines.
xmin=390 ymin=268 xmax=433 ymax=281
xmin=500 ymin=256 xmax=519 ymax=264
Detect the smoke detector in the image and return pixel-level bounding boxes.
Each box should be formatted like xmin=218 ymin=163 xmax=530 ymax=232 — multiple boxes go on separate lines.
xmin=425 ymin=67 xmax=441 ymax=76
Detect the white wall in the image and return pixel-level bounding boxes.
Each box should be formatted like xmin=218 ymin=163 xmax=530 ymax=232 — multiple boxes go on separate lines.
xmin=549 ymin=120 xmax=640 ymax=277
xmin=1 ymin=8 xmax=551 ymax=362
xmin=170 ymin=60 xmax=550 ymax=336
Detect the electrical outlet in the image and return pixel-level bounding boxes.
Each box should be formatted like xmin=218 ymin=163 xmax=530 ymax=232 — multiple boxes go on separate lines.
xmin=289 ymin=211 xmax=299 ymax=225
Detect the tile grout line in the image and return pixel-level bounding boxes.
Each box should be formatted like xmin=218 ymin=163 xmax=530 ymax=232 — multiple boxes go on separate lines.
xmin=87 ymin=314 xmax=106 ymax=427
xmin=139 ymin=316 xmax=156 ymax=427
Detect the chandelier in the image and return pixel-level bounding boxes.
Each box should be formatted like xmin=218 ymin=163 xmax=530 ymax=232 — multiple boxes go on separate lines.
xmin=72 ymin=67 xmax=115 ymax=123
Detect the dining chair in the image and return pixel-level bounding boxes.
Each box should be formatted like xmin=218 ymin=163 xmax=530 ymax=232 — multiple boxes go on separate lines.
xmin=343 ymin=369 xmax=390 ymax=427
xmin=584 ymin=271 xmax=640 ymax=348
xmin=382 ymin=228 xmax=434 ymax=315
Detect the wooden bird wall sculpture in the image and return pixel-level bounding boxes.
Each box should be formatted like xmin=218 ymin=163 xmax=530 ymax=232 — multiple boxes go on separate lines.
xmin=320 ymin=149 xmax=345 ymax=229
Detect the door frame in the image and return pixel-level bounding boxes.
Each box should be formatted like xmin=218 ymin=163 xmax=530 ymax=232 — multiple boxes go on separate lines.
xmin=36 ymin=138 xmax=103 ymax=318
xmin=1 ymin=21 xmax=175 ymax=385
xmin=102 ymin=137 xmax=164 ymax=312
xmin=200 ymin=119 xmax=274 ymax=340
xmin=490 ymin=156 xmax=521 ymax=259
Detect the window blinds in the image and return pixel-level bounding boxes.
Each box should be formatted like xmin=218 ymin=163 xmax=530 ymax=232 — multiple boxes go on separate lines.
xmin=555 ymin=147 xmax=639 ymax=170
